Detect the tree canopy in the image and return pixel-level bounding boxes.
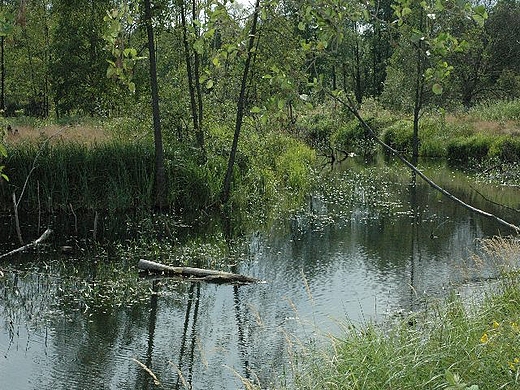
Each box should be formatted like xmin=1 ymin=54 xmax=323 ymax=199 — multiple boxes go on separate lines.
xmin=0 ymin=0 xmax=515 ymax=122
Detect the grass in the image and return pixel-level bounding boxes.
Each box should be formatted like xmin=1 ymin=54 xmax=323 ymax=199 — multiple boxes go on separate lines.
xmin=303 ymin=98 xmax=520 ymax=169
xmin=0 ymin=114 xmax=316 ymax=222
xmin=1 ymin=140 xmax=155 ymax=212
xmin=467 ymin=99 xmax=520 ymax=123
xmin=289 ymin=236 xmax=520 ymax=390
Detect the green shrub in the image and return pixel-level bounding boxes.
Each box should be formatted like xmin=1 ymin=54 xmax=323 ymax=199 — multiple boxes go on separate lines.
xmin=298 ymin=112 xmax=341 ymax=148
xmin=204 ymin=123 xmax=316 ymax=215
xmin=382 ymin=120 xmax=414 ymax=155
xmin=332 ymin=119 xmax=377 ymax=156
xmin=489 ymin=136 xmax=520 ymax=162
xmin=419 ymin=116 xmax=472 ymax=158
xmin=447 ymin=134 xmax=494 ymax=165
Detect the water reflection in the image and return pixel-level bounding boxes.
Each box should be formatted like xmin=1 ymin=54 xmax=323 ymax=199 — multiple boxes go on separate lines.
xmin=1 ymin=164 xmax=519 ymax=389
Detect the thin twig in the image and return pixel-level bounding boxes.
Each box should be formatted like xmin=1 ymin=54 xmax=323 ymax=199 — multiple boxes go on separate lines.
xmin=131 ymin=358 xmax=162 ymax=387
xmin=37 ymin=180 xmax=41 ymax=234
xmin=12 ymin=192 xmax=23 ymax=244
xmin=93 ymin=210 xmax=99 ymax=241
xmin=469 ymin=184 xmax=520 ymax=214
xmin=69 ymin=203 xmax=78 ymax=235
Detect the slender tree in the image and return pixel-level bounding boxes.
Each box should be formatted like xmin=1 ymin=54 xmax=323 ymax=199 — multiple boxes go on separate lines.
xmin=220 ymin=0 xmax=261 ymax=205
xmin=144 ymin=0 xmax=168 ymax=210
xmin=0 ymin=1 xmax=14 ymax=113
xmin=179 ymin=0 xmax=197 ymax=137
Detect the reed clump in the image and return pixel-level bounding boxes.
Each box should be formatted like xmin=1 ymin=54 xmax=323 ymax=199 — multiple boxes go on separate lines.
xmin=1 ymin=140 xmax=155 ymax=213
xmin=0 ymin=117 xmax=317 ymax=219
xmin=290 ymin=236 xmax=520 ymax=390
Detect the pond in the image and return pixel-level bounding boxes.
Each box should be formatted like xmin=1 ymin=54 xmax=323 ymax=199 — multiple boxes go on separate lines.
xmin=1 ymin=162 xmax=519 ymax=389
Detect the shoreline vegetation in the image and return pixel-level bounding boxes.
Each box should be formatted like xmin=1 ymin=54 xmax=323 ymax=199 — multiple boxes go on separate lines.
xmin=1 ymin=99 xmax=519 ymax=216
xmin=285 ymin=236 xmax=520 ymax=390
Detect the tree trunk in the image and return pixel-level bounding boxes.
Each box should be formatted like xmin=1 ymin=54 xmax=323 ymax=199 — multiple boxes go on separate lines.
xmin=353 ymin=23 xmax=362 ymax=104
xmin=192 ymin=0 xmax=205 ymax=155
xmin=220 ymin=0 xmax=261 ymax=205
xmin=412 ymin=40 xmax=425 ymax=167
xmin=144 ymin=0 xmax=168 ymax=210
xmin=180 ymin=0 xmax=200 ymax=149
xmin=1 ymin=34 xmax=4 ymax=112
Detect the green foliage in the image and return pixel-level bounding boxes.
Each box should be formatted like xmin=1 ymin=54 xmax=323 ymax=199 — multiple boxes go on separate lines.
xmin=51 ymin=0 xmax=120 ymax=116
xmin=447 ymin=134 xmax=493 ymax=165
xmin=418 ymin=115 xmax=472 ymax=157
xmin=0 ymin=141 xmax=7 ymax=182
xmin=488 ymin=137 xmax=520 ymax=163
xmin=208 ymin=121 xmax=316 ymax=215
xmin=448 ymin=132 xmax=520 ymax=166
xmin=274 ymin=137 xmax=316 ymax=194
xmin=444 ymin=370 xmax=479 ymax=390
xmin=298 ymin=111 xmax=339 ymax=148
xmin=103 ymin=4 xmax=145 ymax=94
xmin=486 ymin=1 xmax=520 ymax=90
xmin=168 ymin=143 xmax=220 ymax=212
xmin=380 ymin=49 xmax=417 ymax=112
xmin=468 ymin=99 xmax=520 ymax=122
xmin=382 ymin=120 xmax=414 ymax=155
xmin=0 ymin=8 xmax=14 ymax=37
xmin=1 ymin=141 xmax=155 ymax=212
xmin=331 ymin=118 xmax=377 ymax=156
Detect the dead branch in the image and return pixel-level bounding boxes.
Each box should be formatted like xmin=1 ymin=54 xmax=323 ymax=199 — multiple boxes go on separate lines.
xmin=0 ymin=228 xmax=53 ymax=259
xmin=137 ymin=259 xmax=263 ymax=285
xmin=470 ymin=184 xmax=520 ymax=214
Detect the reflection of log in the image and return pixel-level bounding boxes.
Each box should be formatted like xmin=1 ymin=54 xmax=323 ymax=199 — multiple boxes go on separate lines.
xmin=137 ymin=259 xmax=263 ymax=285
xmin=329 ymin=91 xmax=520 ymax=234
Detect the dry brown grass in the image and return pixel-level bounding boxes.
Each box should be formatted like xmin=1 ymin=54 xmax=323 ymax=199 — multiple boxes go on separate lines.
xmin=3 ymin=123 xmax=113 ymax=146
xmin=446 ymin=115 xmax=520 ymax=136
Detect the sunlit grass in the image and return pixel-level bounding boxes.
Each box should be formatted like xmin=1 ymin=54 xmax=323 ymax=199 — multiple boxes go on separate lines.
xmin=467 ymin=99 xmax=520 ymax=122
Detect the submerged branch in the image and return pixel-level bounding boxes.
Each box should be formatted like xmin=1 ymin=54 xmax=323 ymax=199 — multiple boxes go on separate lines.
xmin=331 ymin=92 xmax=520 ymax=234
xmin=0 ymin=228 xmax=53 ymax=259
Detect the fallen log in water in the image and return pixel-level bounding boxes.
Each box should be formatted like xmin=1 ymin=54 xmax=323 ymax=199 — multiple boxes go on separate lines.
xmin=137 ymin=259 xmax=263 ymax=285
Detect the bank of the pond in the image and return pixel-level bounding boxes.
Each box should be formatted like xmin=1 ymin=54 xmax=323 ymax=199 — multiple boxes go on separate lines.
xmin=301 ymin=99 xmax=520 ymax=177
xmin=288 ymin=237 xmax=520 ymax=390
xmin=0 ymin=123 xmax=316 ymax=220
xmin=1 ymin=98 xmax=519 ymax=229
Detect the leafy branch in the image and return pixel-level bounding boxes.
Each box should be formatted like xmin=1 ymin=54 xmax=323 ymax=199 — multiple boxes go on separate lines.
xmin=103 ymin=3 xmax=145 ymax=93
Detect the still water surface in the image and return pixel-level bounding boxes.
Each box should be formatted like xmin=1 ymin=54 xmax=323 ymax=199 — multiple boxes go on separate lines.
xmin=1 ymin=163 xmax=518 ymax=389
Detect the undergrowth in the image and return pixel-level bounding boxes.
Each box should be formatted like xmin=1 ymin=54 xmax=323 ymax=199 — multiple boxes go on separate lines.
xmin=0 ymin=117 xmax=316 ymax=218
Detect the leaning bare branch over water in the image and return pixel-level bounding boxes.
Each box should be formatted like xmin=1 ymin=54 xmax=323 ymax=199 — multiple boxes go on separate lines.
xmin=330 ymin=91 xmax=520 ymax=235
xmin=0 ymin=228 xmax=53 ymax=259
xmin=137 ymin=259 xmax=263 ymax=285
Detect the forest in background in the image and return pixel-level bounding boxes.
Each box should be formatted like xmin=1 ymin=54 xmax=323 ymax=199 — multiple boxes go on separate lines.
xmin=0 ymin=0 xmax=519 ymax=215
xmin=0 ymin=0 xmax=516 ymax=118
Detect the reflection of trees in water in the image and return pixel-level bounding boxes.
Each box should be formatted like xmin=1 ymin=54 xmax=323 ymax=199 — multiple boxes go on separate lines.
xmin=281 ymin=175 xmax=492 ymax=282
xmin=174 ymin=282 xmax=201 ymax=389
xmin=0 ymin=271 xmax=57 ymax=357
